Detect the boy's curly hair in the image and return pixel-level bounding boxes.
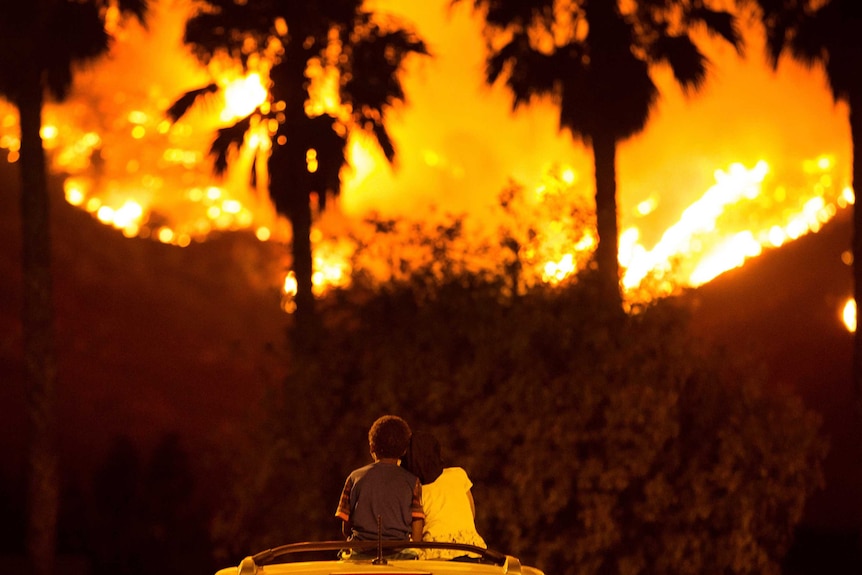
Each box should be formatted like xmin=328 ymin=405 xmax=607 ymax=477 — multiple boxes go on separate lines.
xmin=368 ymin=415 xmax=412 ymax=459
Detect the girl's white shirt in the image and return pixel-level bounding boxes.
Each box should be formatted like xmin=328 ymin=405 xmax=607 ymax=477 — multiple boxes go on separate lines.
xmin=420 ymin=467 xmax=487 ymax=558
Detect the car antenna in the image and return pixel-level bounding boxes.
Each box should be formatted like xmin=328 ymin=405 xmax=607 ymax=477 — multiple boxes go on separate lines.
xmin=372 ymin=515 xmax=387 ymax=565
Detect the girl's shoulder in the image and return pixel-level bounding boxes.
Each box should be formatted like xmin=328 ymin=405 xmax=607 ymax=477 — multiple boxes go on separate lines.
xmin=442 ymin=466 xmax=472 ymax=486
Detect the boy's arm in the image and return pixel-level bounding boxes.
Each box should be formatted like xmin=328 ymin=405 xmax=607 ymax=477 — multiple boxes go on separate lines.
xmin=335 ymin=477 xmax=354 ymax=540
xmin=411 ymin=517 xmax=424 ymax=542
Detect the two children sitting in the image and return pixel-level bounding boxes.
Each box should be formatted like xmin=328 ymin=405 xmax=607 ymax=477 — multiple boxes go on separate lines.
xmin=335 ymin=415 xmax=486 ymax=559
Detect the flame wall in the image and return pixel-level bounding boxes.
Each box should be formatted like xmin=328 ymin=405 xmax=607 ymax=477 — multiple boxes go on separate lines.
xmin=1 ymin=0 xmax=852 ymax=291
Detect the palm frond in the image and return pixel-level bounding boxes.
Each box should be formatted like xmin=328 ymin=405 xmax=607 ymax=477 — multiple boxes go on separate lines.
xmin=45 ymin=2 xmax=110 ymax=100
xmin=184 ymin=0 xmax=288 ymax=65
xmin=491 ymin=35 xmax=565 ymax=109
xmin=687 ymin=7 xmax=743 ymax=54
xmin=210 ymin=116 xmax=251 ymax=175
xmin=651 ymin=34 xmax=708 ymax=94
xmin=753 ymin=0 xmax=802 ymax=67
xmin=184 ymin=12 xmax=238 ymax=63
xmin=117 ymin=0 xmax=149 ymax=27
xmin=466 ymin=0 xmax=556 ymax=31
xmin=342 ymin=24 xmax=428 ymax=116
xmin=794 ymin=0 xmax=862 ymax=102
xmin=371 ymin=121 xmax=395 ymax=164
xmin=310 ymin=114 xmax=348 ymax=191
xmin=487 ymin=32 xmax=528 ymax=85
xmin=788 ymin=1 xmax=838 ymax=66
xmin=166 ymin=83 xmax=219 ymax=122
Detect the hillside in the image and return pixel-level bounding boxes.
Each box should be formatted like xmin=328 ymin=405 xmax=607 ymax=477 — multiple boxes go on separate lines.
xmin=0 ymin=162 xmax=291 ymax=480
xmin=688 ymin=206 xmax=859 ymax=531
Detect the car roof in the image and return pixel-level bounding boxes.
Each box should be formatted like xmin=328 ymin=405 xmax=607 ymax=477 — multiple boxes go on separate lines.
xmin=215 ymin=541 xmax=544 ymax=575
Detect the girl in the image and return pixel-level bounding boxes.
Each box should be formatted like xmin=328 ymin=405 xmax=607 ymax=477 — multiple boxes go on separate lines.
xmin=402 ymin=431 xmax=487 ymax=559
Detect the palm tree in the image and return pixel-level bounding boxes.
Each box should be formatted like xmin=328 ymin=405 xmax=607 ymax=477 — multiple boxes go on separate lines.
xmin=169 ymin=1 xmax=427 ymax=331
xmin=0 ymin=2 xmax=146 ymax=574
xmin=743 ymin=0 xmax=862 ymax=527
xmin=459 ymin=0 xmax=741 ymax=309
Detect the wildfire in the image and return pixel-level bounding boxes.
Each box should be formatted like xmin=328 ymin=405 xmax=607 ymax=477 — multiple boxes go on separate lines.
xmin=221 ymin=72 xmax=268 ymax=122
xmin=0 ymin=0 xmax=855 ymax=324
xmin=619 ymin=157 xmax=850 ymax=301
xmin=272 ymin=153 xmax=851 ymax=314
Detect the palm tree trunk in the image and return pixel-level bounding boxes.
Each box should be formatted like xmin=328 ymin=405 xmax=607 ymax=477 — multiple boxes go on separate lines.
xmin=591 ymin=130 xmax=623 ymax=310
xmin=268 ymin=133 xmax=318 ymax=336
xmin=290 ymin=191 xmax=316 ymax=332
xmin=269 ymin=48 xmax=319 ymax=336
xmin=18 ymin=51 xmax=59 ymax=575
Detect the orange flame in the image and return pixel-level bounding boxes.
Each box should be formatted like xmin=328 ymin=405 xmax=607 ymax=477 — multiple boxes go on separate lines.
xmin=843 ymin=298 xmax=856 ymax=333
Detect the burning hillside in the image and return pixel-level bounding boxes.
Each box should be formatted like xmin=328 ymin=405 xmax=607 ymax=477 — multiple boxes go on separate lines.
xmin=0 ymin=0 xmax=854 ymax=317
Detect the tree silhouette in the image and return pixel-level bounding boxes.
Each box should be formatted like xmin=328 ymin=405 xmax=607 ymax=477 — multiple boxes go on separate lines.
xmin=88 ymin=434 xmax=213 ymax=575
xmin=0 ymin=2 xmax=146 ymax=574
xmin=745 ymin=0 xmax=862 ymax=533
xmin=169 ymin=1 xmax=427 ymax=330
xmin=89 ymin=436 xmax=145 ymax=575
xmin=458 ymin=0 xmax=741 ymax=309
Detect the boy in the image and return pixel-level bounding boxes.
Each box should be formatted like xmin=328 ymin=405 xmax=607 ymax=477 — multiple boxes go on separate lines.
xmin=335 ymin=415 xmax=424 ymax=542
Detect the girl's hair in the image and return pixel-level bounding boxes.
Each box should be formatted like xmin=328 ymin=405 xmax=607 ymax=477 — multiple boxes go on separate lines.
xmin=403 ymin=431 xmax=444 ymax=485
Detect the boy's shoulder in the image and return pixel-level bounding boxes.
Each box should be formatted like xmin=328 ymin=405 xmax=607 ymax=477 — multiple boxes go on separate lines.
xmin=347 ymin=461 xmax=377 ymax=479
xmin=351 ymin=461 xmax=417 ymax=482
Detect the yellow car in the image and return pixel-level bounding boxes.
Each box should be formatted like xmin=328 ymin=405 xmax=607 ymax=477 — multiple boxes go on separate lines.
xmin=216 ymin=541 xmax=544 ymax=575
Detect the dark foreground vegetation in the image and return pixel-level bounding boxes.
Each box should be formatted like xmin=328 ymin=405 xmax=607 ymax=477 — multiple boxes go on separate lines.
xmin=0 ymin=255 xmax=854 ymax=575
xmin=229 ymin=269 xmax=827 ymax=575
